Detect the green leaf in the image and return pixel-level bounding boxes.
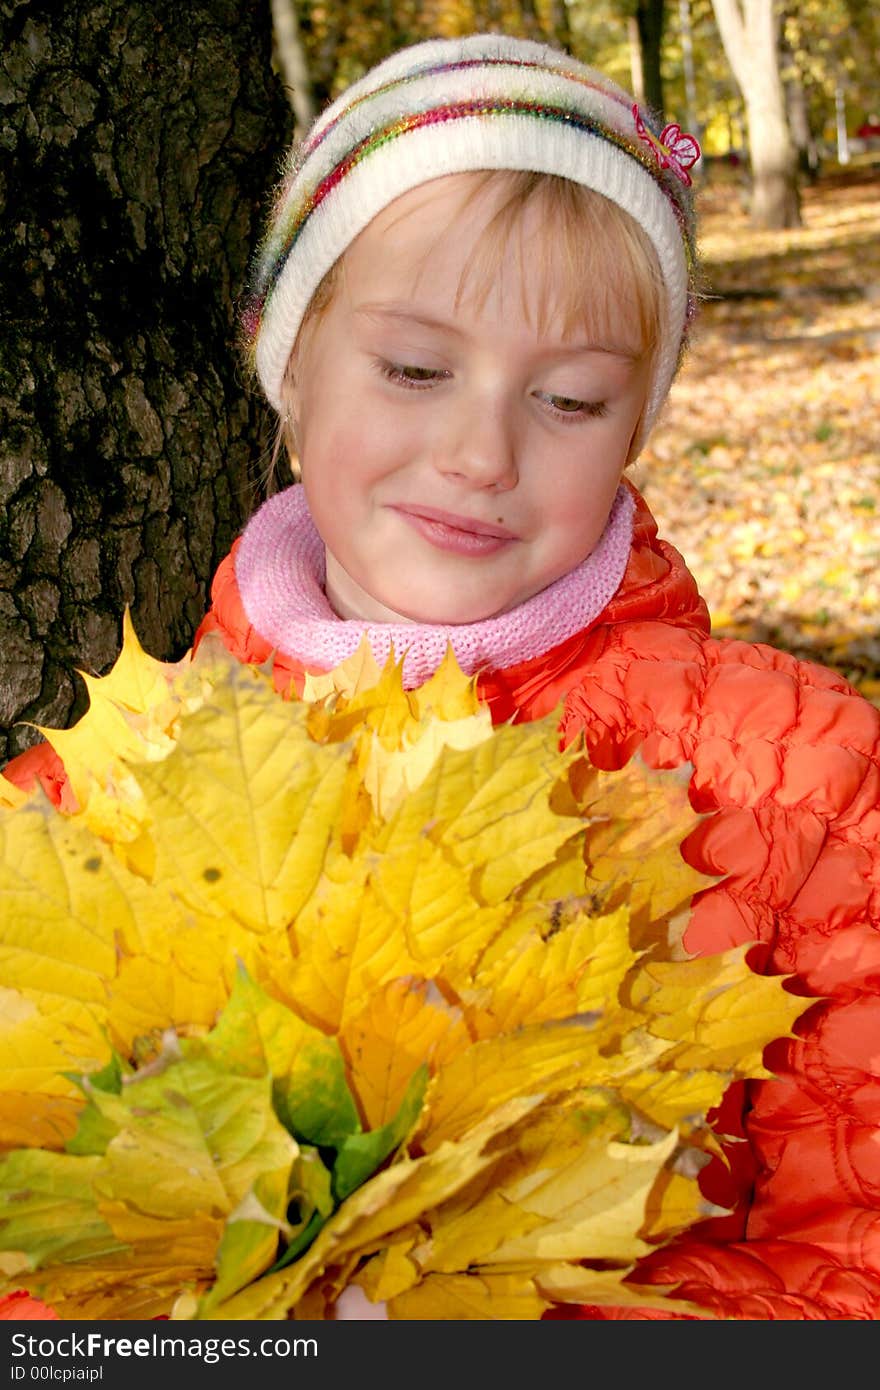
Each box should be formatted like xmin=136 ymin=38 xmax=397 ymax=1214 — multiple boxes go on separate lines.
xmin=333 ymin=1065 xmax=428 ymax=1201
xmin=68 ymin=1050 xmax=126 ymax=1096
xmin=268 ymin=1209 xmax=324 ymax=1272
xmin=63 ymin=1091 xmax=123 ymax=1157
xmin=199 ymin=1177 xmax=295 ymax=1314
xmin=275 ymin=1039 xmax=362 ymax=1149
xmin=0 ymin=1150 xmax=122 ymax=1268
xmin=213 ymin=1145 xmax=339 ymax=1284
xmin=292 ymin=1145 xmax=335 ymax=1223
xmin=64 ymin=1047 xmax=146 ymax=1156
xmin=186 ymin=965 xmax=361 ymax=1149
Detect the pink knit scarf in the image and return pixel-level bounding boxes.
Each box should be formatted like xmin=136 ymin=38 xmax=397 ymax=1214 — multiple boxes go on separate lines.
xmin=236 ymin=483 xmax=634 ymax=688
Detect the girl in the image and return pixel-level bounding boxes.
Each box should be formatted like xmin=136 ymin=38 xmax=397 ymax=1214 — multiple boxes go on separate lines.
xmin=9 ymin=33 xmax=880 ymax=1319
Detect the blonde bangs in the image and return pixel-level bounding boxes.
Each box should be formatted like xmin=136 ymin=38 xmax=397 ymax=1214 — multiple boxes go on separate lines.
xmin=454 ymin=170 xmax=663 ymax=356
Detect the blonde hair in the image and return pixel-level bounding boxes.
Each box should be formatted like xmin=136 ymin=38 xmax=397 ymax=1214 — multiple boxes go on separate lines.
xmin=271 ymin=170 xmax=664 ymax=483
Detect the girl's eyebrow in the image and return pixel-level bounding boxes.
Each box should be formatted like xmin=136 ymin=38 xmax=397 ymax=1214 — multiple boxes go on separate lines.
xmin=354 ymin=302 xmax=640 ymax=360
xmin=354 ymin=303 xmax=466 ymax=338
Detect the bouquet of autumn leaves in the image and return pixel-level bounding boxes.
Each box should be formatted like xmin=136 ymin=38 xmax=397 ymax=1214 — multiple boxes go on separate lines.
xmin=0 ymin=619 xmax=806 ymax=1321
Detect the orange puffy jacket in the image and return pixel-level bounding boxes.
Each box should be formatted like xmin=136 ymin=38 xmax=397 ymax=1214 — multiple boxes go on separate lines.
xmin=6 ymin=485 xmax=880 ymax=1319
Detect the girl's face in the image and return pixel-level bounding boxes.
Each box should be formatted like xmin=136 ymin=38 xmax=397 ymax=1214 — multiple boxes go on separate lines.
xmin=289 ymin=174 xmax=652 ymax=625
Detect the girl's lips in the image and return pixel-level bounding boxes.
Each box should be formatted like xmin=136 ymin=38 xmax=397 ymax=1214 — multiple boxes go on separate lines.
xmin=391 ymin=505 xmax=517 ymax=556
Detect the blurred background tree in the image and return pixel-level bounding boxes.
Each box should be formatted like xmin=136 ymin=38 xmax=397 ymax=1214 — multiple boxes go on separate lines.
xmin=711 ymin=0 xmax=802 ymax=227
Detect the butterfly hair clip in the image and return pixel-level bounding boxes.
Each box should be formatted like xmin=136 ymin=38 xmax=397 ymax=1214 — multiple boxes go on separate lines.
xmin=632 ymin=104 xmax=701 ymax=186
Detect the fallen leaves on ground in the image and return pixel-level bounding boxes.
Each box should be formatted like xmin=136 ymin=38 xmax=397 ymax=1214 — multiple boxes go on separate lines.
xmin=636 ymin=163 xmax=880 ymax=705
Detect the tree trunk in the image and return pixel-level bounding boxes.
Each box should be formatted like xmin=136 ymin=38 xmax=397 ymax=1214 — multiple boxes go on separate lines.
xmin=628 ymin=16 xmax=646 ymax=104
xmin=678 ymin=0 xmax=701 ymax=142
xmin=786 ymin=73 xmax=820 ymax=180
xmin=634 ymin=0 xmax=666 ymax=118
xmin=517 ymin=0 xmax=546 ymax=42
xmin=711 ymin=0 xmax=801 ymax=228
xmin=545 ymin=0 xmax=573 ymax=51
xmin=271 ymin=0 xmax=317 ymax=142
xmin=0 ymin=1 xmax=292 ymax=765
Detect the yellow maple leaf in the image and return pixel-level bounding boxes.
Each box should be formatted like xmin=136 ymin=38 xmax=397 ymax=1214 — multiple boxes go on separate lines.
xmin=338 ymin=979 xmax=469 ymax=1131
xmin=308 ymin=642 xmax=492 ymax=819
xmin=37 ymin=610 xmax=192 ymax=844
xmin=415 ymin=1101 xmax=682 ymax=1271
xmin=301 ymin=639 xmax=383 ymax=702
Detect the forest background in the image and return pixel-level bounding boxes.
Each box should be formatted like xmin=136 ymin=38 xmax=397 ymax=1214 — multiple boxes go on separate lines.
xmin=1 ymin=0 xmax=878 ymax=767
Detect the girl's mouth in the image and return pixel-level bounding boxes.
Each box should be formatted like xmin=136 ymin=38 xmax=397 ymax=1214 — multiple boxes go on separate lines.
xmin=392 ymin=505 xmax=516 ymax=556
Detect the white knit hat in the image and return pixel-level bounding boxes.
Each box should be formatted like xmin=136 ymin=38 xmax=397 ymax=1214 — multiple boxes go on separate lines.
xmin=241 ymin=33 xmax=700 ymax=448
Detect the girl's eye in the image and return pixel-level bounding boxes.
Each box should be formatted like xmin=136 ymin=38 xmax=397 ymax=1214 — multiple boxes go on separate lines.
xmin=536 ymin=390 xmax=608 ymax=420
xmin=380 ymin=362 xmax=447 ymax=389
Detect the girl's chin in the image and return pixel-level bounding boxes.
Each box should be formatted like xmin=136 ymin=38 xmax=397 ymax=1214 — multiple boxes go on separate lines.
xmin=364 ymin=599 xmax=518 ymax=625
xmin=329 ymin=602 xmax=510 ymax=625
xmin=323 ymin=551 xmax=532 ymax=624
xmin=326 ymin=584 xmax=521 ymax=626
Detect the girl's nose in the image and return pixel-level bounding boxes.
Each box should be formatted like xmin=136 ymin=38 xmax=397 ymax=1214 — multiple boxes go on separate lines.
xmin=437 ymin=398 xmax=519 ymax=490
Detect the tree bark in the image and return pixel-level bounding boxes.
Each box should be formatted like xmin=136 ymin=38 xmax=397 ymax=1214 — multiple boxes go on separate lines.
xmin=678 ymin=0 xmax=700 ymax=142
xmin=711 ymin=0 xmax=802 ymax=227
xmin=271 ymin=0 xmax=317 ymax=142
xmin=628 ymin=15 xmax=646 ymax=104
xmin=545 ymin=0 xmax=573 ymax=51
xmin=0 ymin=1 xmax=292 ymax=765
xmin=634 ymin=0 xmax=667 ymax=118
xmin=785 ymin=71 xmax=819 ymax=179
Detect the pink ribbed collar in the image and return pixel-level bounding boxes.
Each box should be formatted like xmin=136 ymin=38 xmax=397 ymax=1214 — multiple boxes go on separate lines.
xmin=236 ymin=484 xmax=634 ymax=688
